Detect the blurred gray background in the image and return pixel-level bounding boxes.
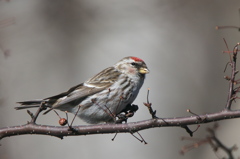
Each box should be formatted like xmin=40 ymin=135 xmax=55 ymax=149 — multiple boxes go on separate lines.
xmin=0 ymin=0 xmax=240 ymax=159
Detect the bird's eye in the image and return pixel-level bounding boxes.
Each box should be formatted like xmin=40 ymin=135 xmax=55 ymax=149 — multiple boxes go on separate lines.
xmin=131 ymin=62 xmax=137 ymax=66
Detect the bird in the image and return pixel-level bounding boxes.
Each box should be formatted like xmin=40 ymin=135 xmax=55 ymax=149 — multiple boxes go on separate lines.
xmin=15 ymin=56 xmax=149 ymax=124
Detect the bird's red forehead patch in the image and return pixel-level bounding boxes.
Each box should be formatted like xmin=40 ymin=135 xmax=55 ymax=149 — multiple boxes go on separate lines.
xmin=131 ymin=57 xmax=144 ymax=62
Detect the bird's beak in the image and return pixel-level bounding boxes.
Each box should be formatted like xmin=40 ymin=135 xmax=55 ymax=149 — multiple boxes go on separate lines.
xmin=139 ymin=67 xmax=150 ymax=74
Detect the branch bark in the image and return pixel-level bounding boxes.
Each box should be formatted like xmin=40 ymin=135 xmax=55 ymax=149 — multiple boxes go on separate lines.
xmin=1 ymin=109 xmax=240 ymax=140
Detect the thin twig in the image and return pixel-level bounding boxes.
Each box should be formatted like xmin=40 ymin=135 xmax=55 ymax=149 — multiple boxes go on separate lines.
xmin=136 ymin=132 xmax=147 ymax=144
xmin=181 ymin=125 xmax=194 ymax=137
xmin=111 ymin=133 xmax=118 ymax=141
xmin=216 ymin=25 xmax=240 ymax=31
xmin=223 ymin=38 xmax=232 ymax=63
xmin=70 ymin=105 xmax=81 ymax=127
xmin=225 ymin=43 xmax=240 ymax=110
xmin=130 ymin=132 xmax=147 ymax=144
xmin=143 ymin=88 xmax=157 ymax=119
xmin=31 ymin=102 xmax=45 ymax=123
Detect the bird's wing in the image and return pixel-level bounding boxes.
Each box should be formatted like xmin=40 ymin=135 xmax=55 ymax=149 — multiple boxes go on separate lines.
xmin=46 ymin=67 xmax=121 ymax=107
xmin=86 ymin=67 xmax=121 ymax=87
xmin=45 ymin=83 xmax=108 ymax=107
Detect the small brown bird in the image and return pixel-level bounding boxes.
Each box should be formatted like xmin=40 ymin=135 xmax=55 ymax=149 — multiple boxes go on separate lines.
xmin=15 ymin=56 xmax=149 ymax=124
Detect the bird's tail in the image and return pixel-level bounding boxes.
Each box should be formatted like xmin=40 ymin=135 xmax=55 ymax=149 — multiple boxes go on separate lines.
xmin=15 ymin=99 xmax=44 ymax=110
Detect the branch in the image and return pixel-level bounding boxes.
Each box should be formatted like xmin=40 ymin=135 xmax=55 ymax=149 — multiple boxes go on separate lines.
xmin=1 ymin=109 xmax=240 ymax=140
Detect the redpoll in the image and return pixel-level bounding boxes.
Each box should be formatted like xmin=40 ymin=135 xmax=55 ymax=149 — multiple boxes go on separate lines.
xmin=15 ymin=56 xmax=149 ymax=124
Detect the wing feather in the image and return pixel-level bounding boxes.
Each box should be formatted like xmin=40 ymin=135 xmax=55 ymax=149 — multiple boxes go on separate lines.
xmin=47 ymin=67 xmax=121 ymax=108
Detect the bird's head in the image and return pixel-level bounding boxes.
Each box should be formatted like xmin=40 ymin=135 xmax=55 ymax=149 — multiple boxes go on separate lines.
xmin=115 ymin=56 xmax=150 ymax=78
